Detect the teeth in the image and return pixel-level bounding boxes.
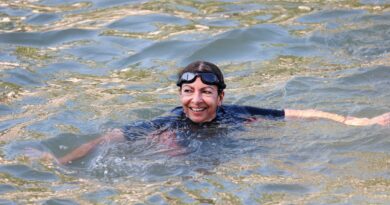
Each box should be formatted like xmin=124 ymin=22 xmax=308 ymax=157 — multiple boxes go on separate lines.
xmin=191 ymin=107 xmax=206 ymax=112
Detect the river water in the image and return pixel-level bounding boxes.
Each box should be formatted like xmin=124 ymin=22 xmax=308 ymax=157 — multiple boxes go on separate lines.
xmin=1 ymin=0 xmax=390 ymax=204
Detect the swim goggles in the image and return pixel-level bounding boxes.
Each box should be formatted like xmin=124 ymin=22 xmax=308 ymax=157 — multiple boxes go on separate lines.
xmin=176 ymin=72 xmax=226 ymax=89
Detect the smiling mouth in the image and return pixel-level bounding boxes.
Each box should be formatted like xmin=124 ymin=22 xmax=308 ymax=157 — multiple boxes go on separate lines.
xmin=190 ymin=107 xmax=207 ymax=112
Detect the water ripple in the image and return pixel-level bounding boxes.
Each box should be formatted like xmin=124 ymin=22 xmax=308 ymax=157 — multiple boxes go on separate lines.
xmin=1 ymin=1 xmax=390 ymax=204
xmin=0 ymin=28 xmax=98 ymax=46
xmin=0 ymin=164 xmax=58 ymax=182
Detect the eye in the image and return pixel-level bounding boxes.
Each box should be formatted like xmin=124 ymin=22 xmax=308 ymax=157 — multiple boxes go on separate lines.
xmin=182 ymin=88 xmax=193 ymax=93
xmin=203 ymin=90 xmax=214 ymax=95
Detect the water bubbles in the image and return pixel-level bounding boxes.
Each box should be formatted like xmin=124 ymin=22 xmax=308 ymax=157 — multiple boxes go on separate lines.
xmin=58 ymin=145 xmax=68 ymax=150
xmin=298 ymin=6 xmax=311 ymax=12
xmin=0 ymin=17 xmax=11 ymax=22
xmin=114 ymin=158 xmax=122 ymax=164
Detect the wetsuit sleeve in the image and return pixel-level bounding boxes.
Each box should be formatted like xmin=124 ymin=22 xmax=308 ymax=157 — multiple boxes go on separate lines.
xmin=242 ymin=106 xmax=285 ymax=118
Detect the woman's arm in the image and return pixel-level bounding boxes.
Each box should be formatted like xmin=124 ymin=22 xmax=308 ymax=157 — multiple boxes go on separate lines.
xmin=56 ymin=128 xmax=125 ymax=164
xmin=26 ymin=129 xmax=126 ymax=165
xmin=285 ymin=109 xmax=390 ymax=126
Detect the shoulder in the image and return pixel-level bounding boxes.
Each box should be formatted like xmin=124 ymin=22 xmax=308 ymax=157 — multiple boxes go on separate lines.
xmin=170 ymin=106 xmax=184 ymax=115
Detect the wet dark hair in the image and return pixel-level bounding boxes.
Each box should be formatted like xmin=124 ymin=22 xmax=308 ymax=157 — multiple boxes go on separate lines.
xmin=177 ymin=61 xmax=226 ymax=93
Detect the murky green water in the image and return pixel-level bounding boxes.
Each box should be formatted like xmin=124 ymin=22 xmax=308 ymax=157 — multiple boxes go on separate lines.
xmin=1 ymin=0 xmax=390 ymax=204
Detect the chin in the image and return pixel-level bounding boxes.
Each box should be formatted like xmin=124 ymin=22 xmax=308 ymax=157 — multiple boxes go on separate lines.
xmin=189 ymin=116 xmax=207 ymax=123
xmin=190 ymin=118 xmax=204 ymax=123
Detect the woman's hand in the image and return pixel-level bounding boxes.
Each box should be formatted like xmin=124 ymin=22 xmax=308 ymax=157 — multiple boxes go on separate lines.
xmin=369 ymin=112 xmax=390 ymax=126
xmin=23 ymin=148 xmax=58 ymax=163
xmin=345 ymin=112 xmax=390 ymax=126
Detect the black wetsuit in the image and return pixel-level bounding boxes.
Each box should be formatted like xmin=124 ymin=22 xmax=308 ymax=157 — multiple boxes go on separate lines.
xmin=122 ymin=105 xmax=284 ymax=143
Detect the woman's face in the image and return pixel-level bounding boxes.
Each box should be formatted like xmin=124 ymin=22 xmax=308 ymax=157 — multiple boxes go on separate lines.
xmin=180 ymin=77 xmax=224 ymax=123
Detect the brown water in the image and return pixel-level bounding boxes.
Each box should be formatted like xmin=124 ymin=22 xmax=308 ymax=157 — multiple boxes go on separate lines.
xmin=1 ymin=0 xmax=390 ymax=204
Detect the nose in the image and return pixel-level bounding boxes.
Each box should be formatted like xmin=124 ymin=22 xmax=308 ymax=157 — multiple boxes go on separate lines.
xmin=192 ymin=91 xmax=204 ymax=104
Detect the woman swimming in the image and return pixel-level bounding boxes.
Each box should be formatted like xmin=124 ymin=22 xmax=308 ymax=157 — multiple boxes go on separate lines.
xmin=32 ymin=61 xmax=390 ymax=164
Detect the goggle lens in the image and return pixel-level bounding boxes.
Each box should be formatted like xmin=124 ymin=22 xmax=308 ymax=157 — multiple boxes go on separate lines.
xmin=178 ymin=72 xmax=219 ymax=86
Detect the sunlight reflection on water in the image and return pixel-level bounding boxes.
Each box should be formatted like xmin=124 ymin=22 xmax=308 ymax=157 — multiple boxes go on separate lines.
xmin=0 ymin=0 xmax=390 ymax=204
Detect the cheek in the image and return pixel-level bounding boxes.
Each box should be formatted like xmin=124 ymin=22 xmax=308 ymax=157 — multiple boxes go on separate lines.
xmin=205 ymin=96 xmax=220 ymax=107
xmin=180 ymin=95 xmax=190 ymax=105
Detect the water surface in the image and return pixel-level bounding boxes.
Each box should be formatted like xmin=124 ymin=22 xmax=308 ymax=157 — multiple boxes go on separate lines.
xmin=1 ymin=0 xmax=390 ymax=204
